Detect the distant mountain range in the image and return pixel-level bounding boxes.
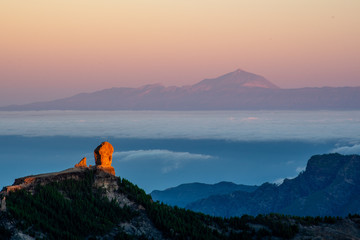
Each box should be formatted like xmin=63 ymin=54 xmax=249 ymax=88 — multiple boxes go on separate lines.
xmin=2 ymin=69 xmax=360 ymax=110
xmin=185 ymin=153 xmax=360 ymax=217
xmin=151 ymin=181 xmax=257 ymax=208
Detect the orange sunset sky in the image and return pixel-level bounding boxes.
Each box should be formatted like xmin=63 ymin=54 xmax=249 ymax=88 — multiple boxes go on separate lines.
xmin=0 ymin=0 xmax=359 ymax=106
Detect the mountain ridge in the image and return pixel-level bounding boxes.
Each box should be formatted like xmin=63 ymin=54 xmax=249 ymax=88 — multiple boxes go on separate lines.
xmin=186 ymin=153 xmax=360 ymax=218
xmin=2 ymin=69 xmax=360 ymax=110
xmin=151 ymin=181 xmax=258 ymax=208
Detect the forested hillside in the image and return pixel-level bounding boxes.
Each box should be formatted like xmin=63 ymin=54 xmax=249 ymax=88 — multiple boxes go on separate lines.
xmin=1 ymin=165 xmax=359 ymax=239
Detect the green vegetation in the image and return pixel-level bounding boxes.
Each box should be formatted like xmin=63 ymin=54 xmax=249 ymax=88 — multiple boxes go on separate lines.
xmin=291 ymin=215 xmax=341 ymax=226
xmin=348 ymin=213 xmax=360 ymax=227
xmin=4 ymin=172 xmax=343 ymax=239
xmin=0 ymin=213 xmax=12 ymax=240
xmin=118 ymin=178 xmax=302 ymax=240
xmin=6 ymin=171 xmax=136 ymax=239
xmin=0 ymin=226 xmax=11 ymax=239
xmin=114 ymin=232 xmax=149 ymax=240
xmin=348 ymin=213 xmax=360 ymax=219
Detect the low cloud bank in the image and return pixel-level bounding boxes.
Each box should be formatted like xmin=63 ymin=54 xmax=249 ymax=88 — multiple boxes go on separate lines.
xmin=113 ymin=149 xmax=213 ymax=173
xmin=331 ymin=144 xmax=360 ymax=155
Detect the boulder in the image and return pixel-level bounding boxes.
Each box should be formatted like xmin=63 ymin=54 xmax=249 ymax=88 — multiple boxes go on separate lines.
xmin=94 ymin=142 xmax=114 ymax=167
xmin=75 ymin=157 xmax=87 ymax=168
xmin=94 ymin=142 xmax=115 ymax=175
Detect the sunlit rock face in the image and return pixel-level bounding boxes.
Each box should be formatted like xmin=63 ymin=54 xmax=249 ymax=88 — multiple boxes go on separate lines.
xmin=94 ymin=142 xmax=114 ymax=166
xmin=94 ymin=142 xmax=115 ymax=175
xmin=75 ymin=157 xmax=87 ymax=168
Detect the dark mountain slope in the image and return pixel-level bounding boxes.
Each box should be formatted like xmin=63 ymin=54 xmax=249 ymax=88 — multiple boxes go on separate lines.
xmin=151 ymin=181 xmax=257 ymax=208
xmin=187 ymin=154 xmax=360 ymax=217
xmin=0 ymin=155 xmax=360 ymax=239
xmin=0 ymin=167 xmax=302 ymax=240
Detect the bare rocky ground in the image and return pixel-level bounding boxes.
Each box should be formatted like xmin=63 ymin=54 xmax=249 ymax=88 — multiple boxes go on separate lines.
xmin=294 ymin=217 xmax=360 ymax=240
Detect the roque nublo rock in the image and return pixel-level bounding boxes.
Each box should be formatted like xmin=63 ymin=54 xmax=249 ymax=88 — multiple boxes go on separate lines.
xmin=94 ymin=142 xmax=114 ymax=167
xmin=94 ymin=141 xmax=115 ymax=175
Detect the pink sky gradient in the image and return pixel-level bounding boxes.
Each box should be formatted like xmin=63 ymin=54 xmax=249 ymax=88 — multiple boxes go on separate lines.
xmin=0 ymin=0 xmax=359 ymax=106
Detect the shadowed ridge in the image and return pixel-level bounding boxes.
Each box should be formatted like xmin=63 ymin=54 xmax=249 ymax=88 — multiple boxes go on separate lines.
xmin=151 ymin=181 xmax=257 ymax=208
xmin=187 ymin=153 xmax=360 ymax=217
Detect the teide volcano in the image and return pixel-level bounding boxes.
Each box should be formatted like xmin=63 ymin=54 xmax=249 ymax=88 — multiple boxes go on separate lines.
xmin=2 ymin=69 xmax=360 ymax=110
xmin=190 ymin=69 xmax=279 ymax=91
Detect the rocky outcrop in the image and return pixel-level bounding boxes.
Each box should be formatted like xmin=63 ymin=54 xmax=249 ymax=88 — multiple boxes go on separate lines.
xmin=94 ymin=142 xmax=115 ymax=175
xmin=74 ymin=157 xmax=87 ymax=168
xmin=1 ymin=142 xmax=117 ymax=195
xmin=294 ymin=217 xmax=360 ymax=240
xmin=1 ymin=168 xmax=105 ymax=194
xmin=94 ymin=142 xmax=114 ymax=166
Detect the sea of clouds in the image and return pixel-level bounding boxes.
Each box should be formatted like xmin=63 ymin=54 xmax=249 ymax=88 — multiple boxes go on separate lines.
xmin=1 ymin=110 xmax=359 ymax=191
xmin=1 ymin=110 xmax=360 ymax=143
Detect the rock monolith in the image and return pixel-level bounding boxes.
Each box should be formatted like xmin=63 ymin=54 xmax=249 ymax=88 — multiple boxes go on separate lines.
xmin=75 ymin=157 xmax=87 ymax=168
xmin=94 ymin=142 xmax=115 ymax=175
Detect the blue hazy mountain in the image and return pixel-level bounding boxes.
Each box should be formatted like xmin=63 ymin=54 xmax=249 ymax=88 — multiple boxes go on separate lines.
xmin=2 ymin=69 xmax=360 ymax=110
xmin=151 ymin=181 xmax=257 ymax=208
xmin=187 ymin=153 xmax=360 ymax=217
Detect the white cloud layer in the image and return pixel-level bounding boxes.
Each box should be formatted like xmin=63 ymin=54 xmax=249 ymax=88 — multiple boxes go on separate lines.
xmin=113 ymin=149 xmax=213 ymax=173
xmin=0 ymin=110 xmax=360 ymax=141
xmin=331 ymin=144 xmax=360 ymax=155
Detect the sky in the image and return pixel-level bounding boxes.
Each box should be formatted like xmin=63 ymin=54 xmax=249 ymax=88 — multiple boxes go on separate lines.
xmin=1 ymin=0 xmax=360 ymax=106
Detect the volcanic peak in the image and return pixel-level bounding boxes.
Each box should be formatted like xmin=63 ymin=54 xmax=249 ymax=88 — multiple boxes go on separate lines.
xmin=192 ymin=68 xmax=279 ymax=91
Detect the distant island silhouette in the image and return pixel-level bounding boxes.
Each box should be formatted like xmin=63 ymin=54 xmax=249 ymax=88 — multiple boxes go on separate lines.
xmin=2 ymin=69 xmax=360 ymax=110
